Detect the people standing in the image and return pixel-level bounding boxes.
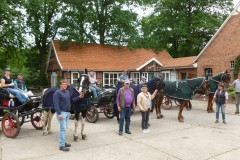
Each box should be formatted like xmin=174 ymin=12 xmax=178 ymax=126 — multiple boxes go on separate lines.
xmin=212 ymin=83 xmax=228 ymax=124
xmin=137 ymin=84 xmax=158 ymax=133
xmin=140 ymin=76 xmax=147 ymax=84
xmin=53 ymin=80 xmax=71 ymax=151
xmin=230 ymin=73 xmax=240 ymax=114
xmin=1 ymin=68 xmax=28 ymax=103
xmin=116 ymin=80 xmax=135 ymax=135
xmin=119 ymin=69 xmax=129 ymax=83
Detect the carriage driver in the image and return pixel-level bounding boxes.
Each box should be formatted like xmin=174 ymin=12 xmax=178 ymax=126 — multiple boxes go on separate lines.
xmin=13 ymin=73 xmax=34 ymax=98
xmin=1 ymin=68 xmax=28 ymax=104
xmin=88 ymin=70 xmax=101 ymax=99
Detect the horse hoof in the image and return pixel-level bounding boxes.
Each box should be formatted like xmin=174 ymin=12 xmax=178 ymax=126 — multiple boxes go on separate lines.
xmin=74 ymin=135 xmax=80 ymax=142
xmin=157 ymin=116 xmax=160 ymax=119
xmin=43 ymin=131 xmax=48 ymax=136
xmin=48 ymin=131 xmax=53 ymax=134
xmin=82 ymin=134 xmax=87 ymax=140
xmin=160 ymin=115 xmax=164 ymax=118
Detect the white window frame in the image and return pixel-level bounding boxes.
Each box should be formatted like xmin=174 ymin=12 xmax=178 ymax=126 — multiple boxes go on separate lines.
xmin=103 ymin=72 xmax=121 ymax=87
xmin=51 ymin=72 xmax=57 ymax=87
xmin=162 ymin=71 xmax=171 ymax=81
xmin=141 ymin=72 xmax=148 ymax=81
xmin=230 ymin=61 xmax=235 ymax=69
xmin=130 ymin=72 xmax=140 ymax=84
xmin=71 ymin=72 xmax=79 ymax=85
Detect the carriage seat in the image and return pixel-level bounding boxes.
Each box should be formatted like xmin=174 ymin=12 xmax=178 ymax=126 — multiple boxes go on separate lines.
xmin=0 ymin=85 xmax=16 ymax=100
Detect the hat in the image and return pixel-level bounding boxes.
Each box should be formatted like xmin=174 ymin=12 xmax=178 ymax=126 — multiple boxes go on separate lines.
xmin=18 ymin=73 xmax=23 ymax=76
xmin=218 ymin=83 xmax=224 ymax=87
xmin=141 ymin=84 xmax=148 ymax=88
xmin=141 ymin=76 xmax=146 ymax=79
xmin=4 ymin=68 xmax=11 ymax=71
xmin=124 ymin=80 xmax=130 ymax=84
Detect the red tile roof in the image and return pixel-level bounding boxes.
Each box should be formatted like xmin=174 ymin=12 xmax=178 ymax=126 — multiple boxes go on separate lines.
xmin=51 ymin=40 xmax=196 ymax=71
xmin=164 ymin=56 xmax=197 ymax=68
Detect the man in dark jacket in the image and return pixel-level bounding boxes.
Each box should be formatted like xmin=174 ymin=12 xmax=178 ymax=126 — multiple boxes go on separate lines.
xmin=53 ymin=80 xmax=71 ymax=152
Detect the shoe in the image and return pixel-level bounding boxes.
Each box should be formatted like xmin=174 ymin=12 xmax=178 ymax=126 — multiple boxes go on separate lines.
xmin=125 ymin=130 xmax=131 ymax=134
xmin=148 ymin=124 xmax=150 ymax=127
xmin=223 ymin=121 xmax=227 ymax=124
xmin=65 ymin=142 xmax=71 ymax=147
xmin=235 ymin=111 xmax=239 ymax=114
xmin=119 ymin=131 xmax=122 ymax=136
xmin=215 ymin=120 xmax=218 ymax=123
xmin=142 ymin=129 xmax=147 ymax=134
xmin=146 ymin=129 xmax=150 ymax=133
xmin=59 ymin=146 xmax=69 ymax=151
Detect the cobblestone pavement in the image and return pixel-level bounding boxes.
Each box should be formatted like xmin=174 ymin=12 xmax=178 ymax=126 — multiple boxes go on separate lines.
xmin=0 ymin=99 xmax=240 ymax=160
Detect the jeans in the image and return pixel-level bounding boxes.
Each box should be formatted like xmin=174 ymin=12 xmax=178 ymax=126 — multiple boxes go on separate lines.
xmin=216 ymin=103 xmax=225 ymax=120
xmin=119 ymin=107 xmax=131 ymax=132
xmin=235 ymin=92 xmax=240 ymax=112
xmin=89 ymin=84 xmax=101 ymax=98
xmin=56 ymin=112 xmax=69 ymax=147
xmin=6 ymin=88 xmax=28 ymax=103
xmin=141 ymin=108 xmax=150 ymax=130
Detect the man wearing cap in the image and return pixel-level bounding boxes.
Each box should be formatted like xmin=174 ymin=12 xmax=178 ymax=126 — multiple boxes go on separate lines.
xmin=13 ymin=73 xmax=34 ymax=97
xmin=119 ymin=70 xmax=129 ymax=83
xmin=1 ymin=68 xmax=28 ymax=103
xmin=140 ymin=76 xmax=147 ymax=84
xmin=116 ymin=80 xmax=135 ymax=135
xmin=212 ymin=83 xmax=228 ymax=124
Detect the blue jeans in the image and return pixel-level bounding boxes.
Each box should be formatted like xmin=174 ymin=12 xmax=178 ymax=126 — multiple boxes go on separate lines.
xmin=6 ymin=88 xmax=28 ymax=103
xmin=56 ymin=112 xmax=69 ymax=147
xmin=119 ymin=107 xmax=131 ymax=132
xmin=216 ymin=103 xmax=225 ymax=120
xmin=89 ymin=84 xmax=101 ymax=98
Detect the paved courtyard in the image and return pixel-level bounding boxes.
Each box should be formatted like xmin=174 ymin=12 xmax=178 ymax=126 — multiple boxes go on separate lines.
xmin=0 ymin=99 xmax=240 ymax=160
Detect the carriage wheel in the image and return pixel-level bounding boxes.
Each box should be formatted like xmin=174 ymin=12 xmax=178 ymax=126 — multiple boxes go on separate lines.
xmin=31 ymin=111 xmax=44 ymax=130
xmin=104 ymin=105 xmax=114 ymax=119
xmin=1 ymin=113 xmax=21 ymax=138
xmin=86 ymin=106 xmax=99 ymax=123
xmin=162 ymin=96 xmax=172 ymax=110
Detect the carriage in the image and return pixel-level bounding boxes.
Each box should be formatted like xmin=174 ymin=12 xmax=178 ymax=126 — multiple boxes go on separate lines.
xmin=84 ymin=87 xmax=116 ymax=123
xmin=0 ymin=87 xmax=44 ymax=138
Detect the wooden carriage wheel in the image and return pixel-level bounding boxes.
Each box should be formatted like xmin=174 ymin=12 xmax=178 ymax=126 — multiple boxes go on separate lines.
xmin=31 ymin=111 xmax=44 ymax=130
xmin=162 ymin=96 xmax=173 ymax=110
xmin=1 ymin=113 xmax=21 ymax=138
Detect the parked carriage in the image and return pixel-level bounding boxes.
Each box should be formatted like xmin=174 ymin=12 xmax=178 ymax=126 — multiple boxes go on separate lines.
xmin=0 ymin=87 xmax=44 ymax=138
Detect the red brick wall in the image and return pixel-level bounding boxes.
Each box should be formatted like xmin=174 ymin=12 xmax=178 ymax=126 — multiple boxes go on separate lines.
xmin=176 ymin=68 xmax=197 ymax=79
xmin=196 ymin=14 xmax=240 ymax=79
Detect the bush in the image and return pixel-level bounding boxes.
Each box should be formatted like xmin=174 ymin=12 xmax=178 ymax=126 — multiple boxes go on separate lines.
xmin=227 ymin=86 xmax=235 ymax=93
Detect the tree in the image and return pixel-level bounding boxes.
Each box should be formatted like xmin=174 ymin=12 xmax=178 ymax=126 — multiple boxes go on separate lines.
xmin=139 ymin=0 xmax=233 ymax=57
xmin=59 ymin=0 xmax=139 ymax=45
xmin=20 ymin=0 xmax=62 ymax=85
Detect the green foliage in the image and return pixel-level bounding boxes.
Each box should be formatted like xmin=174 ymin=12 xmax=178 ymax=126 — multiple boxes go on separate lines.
xmin=234 ymin=55 xmax=240 ymax=79
xmin=137 ymin=0 xmax=233 ymax=57
xmin=227 ymin=86 xmax=235 ymax=97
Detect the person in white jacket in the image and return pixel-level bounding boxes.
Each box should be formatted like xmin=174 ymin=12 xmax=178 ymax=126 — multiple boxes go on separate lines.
xmin=137 ymin=84 xmax=158 ymax=133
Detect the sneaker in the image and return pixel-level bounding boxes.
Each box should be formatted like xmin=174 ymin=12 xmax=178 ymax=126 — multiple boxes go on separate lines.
xmin=142 ymin=129 xmax=147 ymax=134
xmin=65 ymin=142 xmax=71 ymax=147
xmin=215 ymin=120 xmax=218 ymax=123
xmin=125 ymin=130 xmax=131 ymax=134
xmin=119 ymin=131 xmax=122 ymax=136
xmin=146 ymin=129 xmax=150 ymax=133
xmin=59 ymin=146 xmax=69 ymax=151
xmin=223 ymin=121 xmax=227 ymax=124
xmin=235 ymin=111 xmax=239 ymax=114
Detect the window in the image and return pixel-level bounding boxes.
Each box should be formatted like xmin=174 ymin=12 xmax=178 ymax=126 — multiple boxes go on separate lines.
xmin=230 ymin=61 xmax=235 ymax=69
xmin=181 ymin=73 xmax=187 ymax=80
xmin=205 ymin=68 xmax=212 ymax=78
xmin=51 ymin=72 xmax=57 ymax=87
xmin=162 ymin=71 xmax=170 ymax=81
xmin=130 ymin=72 xmax=140 ymax=84
xmin=71 ymin=72 xmax=79 ymax=85
xmin=103 ymin=72 xmax=121 ymax=87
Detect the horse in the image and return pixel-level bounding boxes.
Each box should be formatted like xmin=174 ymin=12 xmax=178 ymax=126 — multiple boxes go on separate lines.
xmin=206 ymin=70 xmax=231 ymax=113
xmin=163 ymin=77 xmax=208 ymax=122
xmin=42 ymin=87 xmax=58 ymax=136
xmin=69 ymin=69 xmax=91 ymax=141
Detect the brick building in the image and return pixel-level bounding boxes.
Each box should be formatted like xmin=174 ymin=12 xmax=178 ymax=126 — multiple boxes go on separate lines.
xmin=46 ymin=40 xmax=197 ymax=87
xmin=194 ymin=3 xmax=240 ymax=78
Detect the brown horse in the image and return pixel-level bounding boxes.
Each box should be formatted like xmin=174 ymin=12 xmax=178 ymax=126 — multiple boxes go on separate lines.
xmin=206 ymin=71 xmax=231 ymax=113
xmin=163 ymin=77 xmax=208 ymax=122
